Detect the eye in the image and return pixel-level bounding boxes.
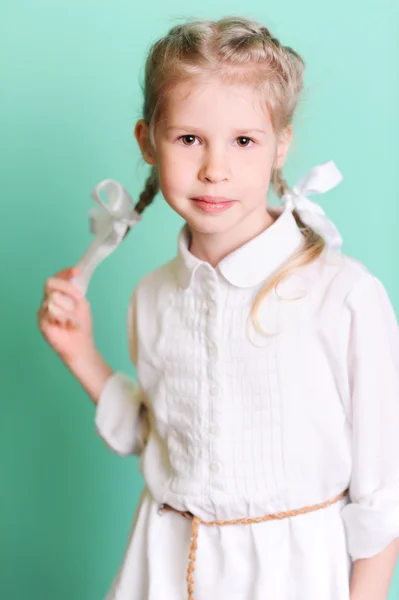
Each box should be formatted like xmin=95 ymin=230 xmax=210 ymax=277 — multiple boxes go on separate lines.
xmin=236 ymin=136 xmax=254 ymax=147
xmin=178 ymin=135 xmax=199 ymax=146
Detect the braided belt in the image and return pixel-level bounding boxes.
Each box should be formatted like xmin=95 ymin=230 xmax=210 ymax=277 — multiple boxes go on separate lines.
xmin=159 ymin=487 xmax=349 ymax=600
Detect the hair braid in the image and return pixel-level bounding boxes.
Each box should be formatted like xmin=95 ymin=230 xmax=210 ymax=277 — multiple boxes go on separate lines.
xmin=271 ymin=167 xmax=290 ymax=198
xmin=134 ymin=167 xmax=159 ymax=215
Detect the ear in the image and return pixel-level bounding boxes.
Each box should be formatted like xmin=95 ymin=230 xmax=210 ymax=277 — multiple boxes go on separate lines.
xmin=275 ymin=126 xmax=293 ymax=169
xmin=134 ymin=119 xmax=157 ymax=167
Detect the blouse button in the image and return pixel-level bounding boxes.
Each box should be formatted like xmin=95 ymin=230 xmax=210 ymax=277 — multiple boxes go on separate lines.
xmin=207 ymin=305 xmax=217 ymax=317
xmin=210 ymin=383 xmax=219 ymax=397
xmin=209 ymin=423 xmax=219 ymax=435
xmin=210 ymin=461 xmax=222 ymax=473
xmin=208 ymin=343 xmax=218 ymax=358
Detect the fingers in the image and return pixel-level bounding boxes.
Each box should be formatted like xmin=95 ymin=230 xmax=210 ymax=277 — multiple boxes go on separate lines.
xmin=39 ymin=267 xmax=84 ymax=332
xmin=39 ymin=293 xmax=77 ymax=331
xmin=38 ymin=301 xmax=79 ymax=331
xmin=46 ymin=293 xmax=80 ymax=327
xmin=44 ymin=275 xmax=83 ymax=302
xmin=49 ymin=291 xmax=76 ymax=312
xmin=54 ymin=266 xmax=79 ymax=280
xmin=46 ymin=301 xmax=70 ymax=321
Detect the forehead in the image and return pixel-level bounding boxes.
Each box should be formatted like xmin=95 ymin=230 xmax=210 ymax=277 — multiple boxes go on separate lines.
xmin=159 ymin=77 xmax=273 ymax=129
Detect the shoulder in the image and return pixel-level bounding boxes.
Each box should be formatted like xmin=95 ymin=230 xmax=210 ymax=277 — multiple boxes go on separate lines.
xmin=316 ymin=249 xmax=395 ymax=315
xmin=126 ymin=258 xmax=180 ymax=358
xmin=129 ymin=257 xmax=179 ymax=310
xmin=326 ymin=250 xmax=370 ymax=290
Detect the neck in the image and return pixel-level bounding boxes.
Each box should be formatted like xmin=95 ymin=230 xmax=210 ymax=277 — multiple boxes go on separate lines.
xmin=188 ymin=210 xmax=276 ymax=267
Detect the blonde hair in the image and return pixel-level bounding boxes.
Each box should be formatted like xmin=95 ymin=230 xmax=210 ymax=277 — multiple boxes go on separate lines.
xmin=134 ymin=16 xmax=326 ymax=331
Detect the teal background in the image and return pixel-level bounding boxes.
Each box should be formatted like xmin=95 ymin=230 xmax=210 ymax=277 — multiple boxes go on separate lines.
xmin=2 ymin=0 xmax=399 ymax=597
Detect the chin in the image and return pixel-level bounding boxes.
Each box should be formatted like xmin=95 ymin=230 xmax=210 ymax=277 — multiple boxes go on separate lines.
xmin=185 ymin=213 xmax=239 ymax=236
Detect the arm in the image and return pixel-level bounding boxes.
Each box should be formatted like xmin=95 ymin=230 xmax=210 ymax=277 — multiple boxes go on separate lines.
xmin=350 ymin=537 xmax=399 ymax=600
xmin=88 ymin=289 xmax=149 ymax=456
xmin=340 ymin=273 xmax=399 ymax=598
xmin=67 ymin=346 xmax=114 ymax=405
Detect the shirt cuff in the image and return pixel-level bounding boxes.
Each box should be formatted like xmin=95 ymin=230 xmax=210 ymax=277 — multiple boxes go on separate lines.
xmin=94 ymin=372 xmax=149 ymax=456
xmin=341 ymin=485 xmax=399 ymax=559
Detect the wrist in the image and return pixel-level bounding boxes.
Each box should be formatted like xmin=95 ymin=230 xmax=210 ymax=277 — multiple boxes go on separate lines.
xmin=65 ymin=346 xmax=114 ymax=404
xmin=63 ymin=343 xmax=99 ymax=373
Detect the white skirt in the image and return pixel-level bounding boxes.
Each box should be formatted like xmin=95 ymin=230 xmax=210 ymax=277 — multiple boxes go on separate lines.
xmin=104 ymin=486 xmax=352 ymax=600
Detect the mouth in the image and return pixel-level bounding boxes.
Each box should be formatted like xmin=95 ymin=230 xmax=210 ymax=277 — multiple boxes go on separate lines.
xmin=190 ymin=196 xmax=236 ymax=213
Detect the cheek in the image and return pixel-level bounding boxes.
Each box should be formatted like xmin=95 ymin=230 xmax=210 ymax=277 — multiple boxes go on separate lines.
xmin=158 ymin=151 xmax=194 ymax=194
xmin=239 ymin=154 xmax=271 ymax=186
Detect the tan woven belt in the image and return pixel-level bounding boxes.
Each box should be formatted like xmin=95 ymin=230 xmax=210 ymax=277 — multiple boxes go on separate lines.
xmin=159 ymin=487 xmax=349 ymax=600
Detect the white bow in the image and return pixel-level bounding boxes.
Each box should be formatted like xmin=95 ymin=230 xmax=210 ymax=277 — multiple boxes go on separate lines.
xmin=280 ymin=161 xmax=343 ymax=252
xmin=71 ymin=179 xmax=140 ymax=294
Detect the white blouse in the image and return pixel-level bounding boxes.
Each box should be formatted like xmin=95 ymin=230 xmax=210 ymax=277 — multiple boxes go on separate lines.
xmin=95 ymin=206 xmax=399 ymax=600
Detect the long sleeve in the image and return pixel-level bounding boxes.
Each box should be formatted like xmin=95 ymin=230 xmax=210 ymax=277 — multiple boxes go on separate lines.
xmin=341 ymin=272 xmax=399 ymax=560
xmin=94 ymin=291 xmax=149 ymax=457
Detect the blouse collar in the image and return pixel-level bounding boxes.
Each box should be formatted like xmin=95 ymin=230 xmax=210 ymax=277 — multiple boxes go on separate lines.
xmin=176 ymin=206 xmax=305 ymax=289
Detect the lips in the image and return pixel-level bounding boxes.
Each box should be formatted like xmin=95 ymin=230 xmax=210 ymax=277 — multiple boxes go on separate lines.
xmin=190 ymin=196 xmax=236 ymax=214
xmin=191 ymin=196 xmax=233 ymax=203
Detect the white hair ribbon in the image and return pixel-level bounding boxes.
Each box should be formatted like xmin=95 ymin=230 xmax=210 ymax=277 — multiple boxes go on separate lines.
xmin=280 ymin=161 xmax=343 ymax=252
xmin=70 ymin=179 xmax=140 ymax=294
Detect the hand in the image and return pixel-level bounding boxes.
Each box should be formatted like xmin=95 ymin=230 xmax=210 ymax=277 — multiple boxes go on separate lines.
xmin=37 ymin=266 xmax=96 ymax=365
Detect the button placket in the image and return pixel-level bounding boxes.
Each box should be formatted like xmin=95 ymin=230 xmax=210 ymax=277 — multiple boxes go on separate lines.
xmin=205 ymin=277 xmax=225 ymax=488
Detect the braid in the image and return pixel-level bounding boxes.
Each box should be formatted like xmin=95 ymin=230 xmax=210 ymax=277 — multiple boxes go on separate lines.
xmin=134 ymin=167 xmax=159 ymax=215
xmin=258 ymin=25 xmax=282 ymax=49
xmin=272 ymin=167 xmax=290 ymax=198
xmin=270 ymin=166 xmax=322 ymax=243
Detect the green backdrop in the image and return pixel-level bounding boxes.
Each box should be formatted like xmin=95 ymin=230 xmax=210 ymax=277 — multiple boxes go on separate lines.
xmin=2 ymin=0 xmax=398 ymax=598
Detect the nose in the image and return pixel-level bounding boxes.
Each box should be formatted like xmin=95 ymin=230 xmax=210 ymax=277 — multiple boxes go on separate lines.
xmin=198 ymin=148 xmax=230 ymax=184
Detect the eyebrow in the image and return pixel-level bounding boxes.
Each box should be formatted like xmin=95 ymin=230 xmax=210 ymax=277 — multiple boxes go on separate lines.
xmin=166 ymin=125 xmax=266 ymax=135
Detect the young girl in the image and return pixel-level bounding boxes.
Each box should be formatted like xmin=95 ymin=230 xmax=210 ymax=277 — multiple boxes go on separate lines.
xmin=37 ymin=16 xmax=399 ymax=600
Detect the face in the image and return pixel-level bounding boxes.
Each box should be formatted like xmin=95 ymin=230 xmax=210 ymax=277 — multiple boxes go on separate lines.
xmin=135 ymin=77 xmax=292 ymax=247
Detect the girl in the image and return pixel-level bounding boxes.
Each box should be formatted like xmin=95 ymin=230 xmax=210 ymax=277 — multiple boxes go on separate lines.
xmin=37 ymin=16 xmax=399 ymax=600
